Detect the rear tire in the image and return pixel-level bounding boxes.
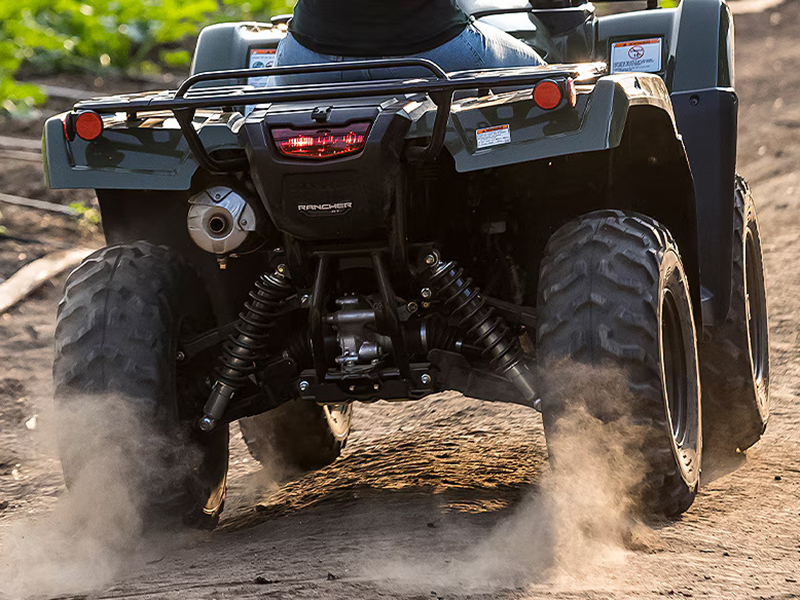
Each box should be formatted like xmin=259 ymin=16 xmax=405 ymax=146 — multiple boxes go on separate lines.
xmin=239 ymin=401 xmax=351 ymax=473
xmin=53 ymin=242 xmax=228 ymax=529
xmin=536 ymin=210 xmax=702 ymax=517
xmin=699 ymin=175 xmax=770 ymax=455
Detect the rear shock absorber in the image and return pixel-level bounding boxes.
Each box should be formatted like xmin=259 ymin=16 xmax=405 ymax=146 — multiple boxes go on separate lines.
xmin=422 ymin=251 xmax=537 ymax=405
xmin=198 ymin=266 xmax=294 ymax=431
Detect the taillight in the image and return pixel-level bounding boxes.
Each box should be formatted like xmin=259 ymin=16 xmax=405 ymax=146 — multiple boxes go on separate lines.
xmin=271 ymin=122 xmax=371 ymax=159
xmin=533 ymin=80 xmax=563 ymax=110
xmin=74 ymin=111 xmax=104 ymax=141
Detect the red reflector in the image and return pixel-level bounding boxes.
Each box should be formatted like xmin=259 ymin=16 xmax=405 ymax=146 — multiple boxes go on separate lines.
xmin=533 ymin=80 xmax=563 ymax=110
xmin=272 ymin=122 xmax=371 ymax=159
xmin=75 ymin=111 xmax=104 ymax=141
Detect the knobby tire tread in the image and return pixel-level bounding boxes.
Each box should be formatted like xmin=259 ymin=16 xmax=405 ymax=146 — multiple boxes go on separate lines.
xmin=53 ymin=242 xmax=227 ymax=528
xmin=537 ymin=210 xmax=699 ymax=517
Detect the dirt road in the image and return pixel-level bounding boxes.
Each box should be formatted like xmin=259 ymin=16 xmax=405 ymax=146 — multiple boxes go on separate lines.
xmin=2 ymin=4 xmax=800 ymax=599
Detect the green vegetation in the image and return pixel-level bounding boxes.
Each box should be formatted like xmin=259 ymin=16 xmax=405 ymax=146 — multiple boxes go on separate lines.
xmin=0 ymin=1 xmax=680 ymax=116
xmin=68 ymin=201 xmax=101 ymax=229
xmin=0 ymin=0 xmax=295 ymax=115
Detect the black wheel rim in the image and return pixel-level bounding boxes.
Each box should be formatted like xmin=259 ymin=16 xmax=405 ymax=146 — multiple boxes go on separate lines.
xmin=662 ymin=289 xmax=690 ymax=447
xmin=745 ymin=229 xmax=768 ymax=393
xmin=323 ymin=403 xmax=352 ymax=441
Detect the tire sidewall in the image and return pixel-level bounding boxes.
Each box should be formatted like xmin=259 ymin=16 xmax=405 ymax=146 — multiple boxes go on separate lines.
xmin=699 ymin=179 xmax=770 ymax=454
xmin=324 ymin=403 xmax=353 ymax=442
xmin=238 ymin=398 xmax=350 ymax=471
xmin=658 ymin=248 xmax=702 ymax=490
xmin=743 ymin=196 xmax=770 ymax=421
xmin=159 ymin=250 xmax=229 ymax=523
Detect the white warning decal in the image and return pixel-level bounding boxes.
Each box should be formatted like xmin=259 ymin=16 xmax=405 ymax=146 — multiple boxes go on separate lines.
xmin=611 ymin=38 xmax=663 ymax=74
xmin=247 ymin=48 xmax=277 ymax=87
xmin=476 ymin=124 xmax=511 ymax=149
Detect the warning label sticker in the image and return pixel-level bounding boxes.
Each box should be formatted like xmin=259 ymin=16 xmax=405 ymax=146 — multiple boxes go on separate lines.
xmin=247 ymin=48 xmax=277 ymax=88
xmin=476 ymin=124 xmax=511 ymax=149
xmin=611 ymin=38 xmax=663 ymax=74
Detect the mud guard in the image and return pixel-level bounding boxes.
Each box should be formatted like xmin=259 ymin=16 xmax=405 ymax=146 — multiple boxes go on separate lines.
xmin=669 ymin=0 xmax=737 ymax=326
xmin=595 ymin=0 xmax=737 ymax=325
xmin=672 ymin=88 xmax=737 ymax=327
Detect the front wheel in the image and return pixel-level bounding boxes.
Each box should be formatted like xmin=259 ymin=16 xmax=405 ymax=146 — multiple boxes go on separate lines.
xmin=536 ymin=210 xmax=702 ymax=517
xmin=699 ymin=175 xmax=770 ymax=455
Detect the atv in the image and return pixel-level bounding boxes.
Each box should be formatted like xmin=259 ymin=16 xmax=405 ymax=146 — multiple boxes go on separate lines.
xmin=43 ymin=0 xmax=769 ymax=527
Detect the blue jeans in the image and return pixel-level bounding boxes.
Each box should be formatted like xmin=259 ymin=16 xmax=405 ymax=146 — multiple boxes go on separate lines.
xmin=269 ymin=22 xmax=545 ymax=85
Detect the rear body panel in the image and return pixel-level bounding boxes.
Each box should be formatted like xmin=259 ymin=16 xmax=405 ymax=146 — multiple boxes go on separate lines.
xmin=43 ymin=111 xmax=240 ymax=190
xmin=438 ymin=72 xmax=674 ymax=172
xmin=41 ymin=0 xmax=739 ymax=325
xmin=242 ymin=100 xmax=411 ymax=240
xmin=43 ymin=68 xmax=669 ymax=187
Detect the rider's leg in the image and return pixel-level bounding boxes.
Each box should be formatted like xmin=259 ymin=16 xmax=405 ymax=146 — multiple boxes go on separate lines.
xmin=269 ymin=34 xmax=349 ymax=86
xmin=418 ymin=22 xmax=545 ymax=73
xmin=270 ymin=21 xmax=545 ymax=85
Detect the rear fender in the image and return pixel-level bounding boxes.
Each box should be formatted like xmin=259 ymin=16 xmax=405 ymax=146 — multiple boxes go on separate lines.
xmin=597 ymin=0 xmax=737 ymax=324
xmin=670 ymin=0 xmax=737 ymax=327
xmin=430 ymin=72 xmax=675 ymax=173
xmin=42 ymin=113 xmax=240 ymax=190
xmin=97 ymin=188 xmax=265 ymax=326
xmin=607 ymin=104 xmax=701 ymax=321
xmin=431 ymin=73 xmax=701 ymax=322
xmin=43 ymin=20 xmax=284 ymax=191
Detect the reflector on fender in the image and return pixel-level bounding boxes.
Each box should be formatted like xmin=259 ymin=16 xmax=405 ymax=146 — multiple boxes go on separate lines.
xmin=74 ymin=111 xmax=104 ymax=141
xmin=533 ymin=80 xmax=563 ymax=110
xmin=271 ymin=122 xmax=371 ymax=159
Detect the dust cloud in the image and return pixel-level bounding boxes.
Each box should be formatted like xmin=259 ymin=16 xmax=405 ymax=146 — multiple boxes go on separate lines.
xmin=225 ymin=422 xmax=284 ymax=512
xmin=361 ymin=363 xmax=658 ymax=593
xmin=0 ymin=394 xmax=200 ymax=599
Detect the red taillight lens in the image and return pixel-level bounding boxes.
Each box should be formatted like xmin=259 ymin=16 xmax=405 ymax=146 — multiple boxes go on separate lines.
xmin=75 ymin=111 xmax=104 ymax=141
xmin=271 ymin=122 xmax=371 ymax=159
xmin=533 ymin=80 xmax=563 ymax=110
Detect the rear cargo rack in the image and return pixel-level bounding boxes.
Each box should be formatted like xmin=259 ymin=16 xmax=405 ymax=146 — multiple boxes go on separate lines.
xmin=470 ymin=0 xmax=661 ymax=19
xmin=73 ymin=58 xmax=606 ymax=173
xmin=469 ymin=0 xmax=659 ymax=19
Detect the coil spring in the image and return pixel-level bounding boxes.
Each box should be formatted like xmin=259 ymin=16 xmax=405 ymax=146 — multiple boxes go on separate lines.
xmin=216 ymin=269 xmax=294 ymax=388
xmin=427 ymin=260 xmax=524 ymax=373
